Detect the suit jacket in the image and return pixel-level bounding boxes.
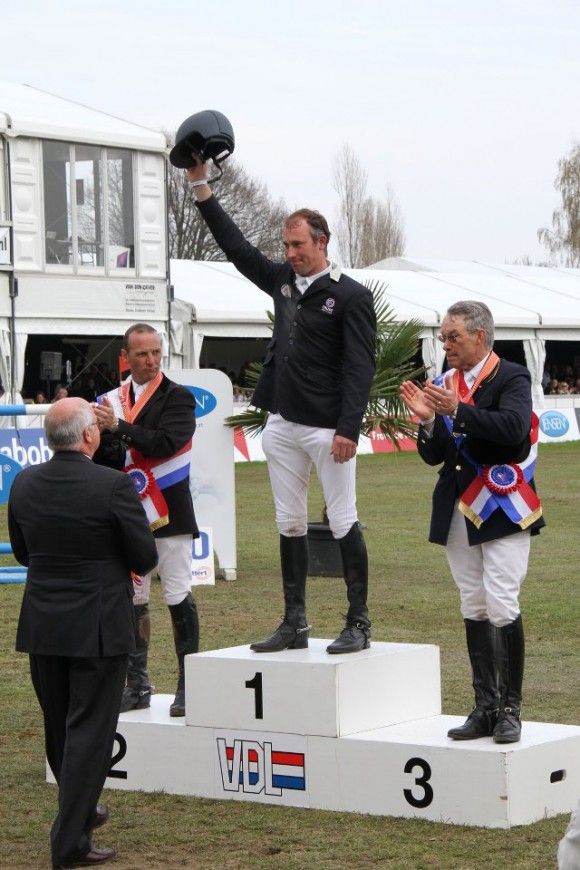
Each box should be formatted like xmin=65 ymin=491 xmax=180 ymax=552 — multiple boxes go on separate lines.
xmin=197 ymin=196 xmax=376 ymax=443
xmin=94 ymin=374 xmax=198 ymax=539
xmin=11 ymin=451 xmax=158 ymax=657
xmin=417 ymin=358 xmax=545 ymax=546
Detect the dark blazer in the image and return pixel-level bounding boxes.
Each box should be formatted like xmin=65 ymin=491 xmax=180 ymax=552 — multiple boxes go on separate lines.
xmin=10 ymin=451 xmax=158 ymax=657
xmin=197 ymin=196 xmax=376 ymax=443
xmin=94 ymin=374 xmax=198 ymax=539
xmin=417 ymin=358 xmax=545 ymax=546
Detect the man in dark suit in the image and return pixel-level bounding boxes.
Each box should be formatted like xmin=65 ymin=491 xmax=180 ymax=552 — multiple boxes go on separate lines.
xmin=401 ymin=301 xmax=544 ymax=744
xmin=185 ymin=159 xmax=376 ymax=654
xmin=94 ymin=323 xmax=199 ymax=716
xmin=10 ymin=397 xmax=158 ymax=869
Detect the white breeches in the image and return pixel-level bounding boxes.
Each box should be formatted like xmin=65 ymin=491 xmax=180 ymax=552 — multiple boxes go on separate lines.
xmin=133 ymin=534 xmax=193 ymax=606
xmin=445 ymin=502 xmax=531 ymax=627
xmin=261 ymin=414 xmax=358 ymax=540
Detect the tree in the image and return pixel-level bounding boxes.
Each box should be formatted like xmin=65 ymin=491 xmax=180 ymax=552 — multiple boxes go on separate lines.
xmin=538 ymin=141 xmax=580 ymax=267
xmin=332 ymin=144 xmax=406 ymax=267
xmin=165 ymin=134 xmax=287 ymax=261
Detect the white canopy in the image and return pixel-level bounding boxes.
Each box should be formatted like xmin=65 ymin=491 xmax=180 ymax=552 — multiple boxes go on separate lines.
xmin=171 ymin=257 xmax=580 ymax=336
xmin=0 ymin=81 xmax=166 ymax=152
xmin=170 ymin=256 xmax=580 ymax=407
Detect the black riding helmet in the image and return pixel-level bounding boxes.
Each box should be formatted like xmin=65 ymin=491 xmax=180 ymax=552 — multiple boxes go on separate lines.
xmin=169 ymin=110 xmax=235 ymax=169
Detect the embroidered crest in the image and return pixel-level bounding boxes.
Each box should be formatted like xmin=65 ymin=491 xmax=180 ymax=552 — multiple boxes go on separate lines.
xmin=322 ymin=297 xmax=335 ymax=314
xmin=281 ymin=284 xmax=292 ymax=298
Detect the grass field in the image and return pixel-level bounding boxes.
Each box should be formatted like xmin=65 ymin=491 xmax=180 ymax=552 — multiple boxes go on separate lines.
xmin=1 ymin=443 xmax=579 ymax=869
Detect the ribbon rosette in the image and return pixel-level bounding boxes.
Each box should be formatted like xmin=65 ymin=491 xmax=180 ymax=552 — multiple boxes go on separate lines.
xmin=126 ymin=464 xmax=155 ymax=499
xmin=481 ymin=463 xmax=523 ymax=495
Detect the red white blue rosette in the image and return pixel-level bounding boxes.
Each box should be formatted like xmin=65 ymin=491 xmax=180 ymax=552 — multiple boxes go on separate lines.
xmin=125 ymin=464 xmax=154 ymax=499
xmin=481 ymin=463 xmax=523 ymax=495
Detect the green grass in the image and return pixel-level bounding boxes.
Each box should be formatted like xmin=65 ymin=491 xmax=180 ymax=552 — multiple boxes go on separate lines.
xmin=1 ymin=444 xmax=579 ymax=868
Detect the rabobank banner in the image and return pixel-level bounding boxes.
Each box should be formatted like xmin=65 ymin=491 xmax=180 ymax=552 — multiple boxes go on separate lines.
xmin=0 ymin=429 xmax=52 ymax=467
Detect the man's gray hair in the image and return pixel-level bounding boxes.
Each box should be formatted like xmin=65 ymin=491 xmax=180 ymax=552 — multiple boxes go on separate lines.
xmin=446 ymin=300 xmax=495 ymax=349
xmin=44 ymin=401 xmax=94 ymax=451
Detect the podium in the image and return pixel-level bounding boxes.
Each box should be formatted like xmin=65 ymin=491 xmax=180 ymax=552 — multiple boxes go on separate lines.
xmin=52 ymin=639 xmax=580 ymax=828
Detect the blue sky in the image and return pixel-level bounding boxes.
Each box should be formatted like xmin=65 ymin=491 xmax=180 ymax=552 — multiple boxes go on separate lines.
xmin=5 ymin=0 xmax=580 ymax=263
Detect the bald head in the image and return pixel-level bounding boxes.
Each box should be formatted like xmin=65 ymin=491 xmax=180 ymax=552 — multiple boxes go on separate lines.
xmin=45 ymin=397 xmax=100 ymax=456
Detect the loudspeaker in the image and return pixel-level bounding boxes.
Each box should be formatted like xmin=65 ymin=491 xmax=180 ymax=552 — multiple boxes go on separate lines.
xmin=40 ymin=351 xmax=62 ymax=380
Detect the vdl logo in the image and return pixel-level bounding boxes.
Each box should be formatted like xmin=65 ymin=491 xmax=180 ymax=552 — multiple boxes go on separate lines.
xmin=187 ymin=386 xmax=217 ymax=419
xmin=539 ymin=410 xmax=570 ymax=437
xmin=216 ymin=738 xmax=306 ymax=796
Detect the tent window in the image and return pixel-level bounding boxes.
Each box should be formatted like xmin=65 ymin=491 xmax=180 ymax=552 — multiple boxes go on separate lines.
xmin=76 ymin=143 xmax=103 ymax=266
xmin=42 ymin=141 xmax=134 ymax=272
xmin=107 ymin=148 xmax=134 ymax=269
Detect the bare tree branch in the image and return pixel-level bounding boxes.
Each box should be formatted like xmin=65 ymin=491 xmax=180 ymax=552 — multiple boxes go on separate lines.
xmin=538 ymin=141 xmax=580 ymax=267
xmin=165 ymin=131 xmax=287 ymax=262
xmin=332 ymin=145 xmax=405 ymax=267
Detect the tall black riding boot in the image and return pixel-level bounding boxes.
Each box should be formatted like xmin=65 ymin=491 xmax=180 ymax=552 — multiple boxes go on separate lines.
xmin=120 ymin=603 xmax=153 ymax=712
xmin=493 ymin=614 xmax=525 ymax=744
xmin=327 ymin=522 xmax=371 ymax=654
xmin=448 ymin=618 xmax=500 ymax=739
xmin=250 ymin=535 xmax=310 ymax=653
xmin=168 ymin=592 xmax=199 ymax=717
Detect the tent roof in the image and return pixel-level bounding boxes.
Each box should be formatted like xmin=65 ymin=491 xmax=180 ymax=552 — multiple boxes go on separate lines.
xmin=171 ymin=257 xmax=580 ymax=336
xmin=170 ymin=260 xmax=272 ymax=330
xmin=0 ymin=82 xmax=166 ymax=152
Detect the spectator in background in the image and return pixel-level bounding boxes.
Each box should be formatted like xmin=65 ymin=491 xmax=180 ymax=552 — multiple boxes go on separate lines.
xmin=51 ymin=387 xmax=69 ymax=403
xmin=34 ymin=390 xmax=47 ymax=404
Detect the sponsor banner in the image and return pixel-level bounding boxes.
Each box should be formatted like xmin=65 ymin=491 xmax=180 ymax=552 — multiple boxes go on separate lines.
xmin=0 ymin=227 xmax=10 ymax=265
xmin=233 ymin=407 xmax=580 ymax=461
xmin=0 ymin=429 xmax=53 ymax=467
xmin=172 ymin=370 xmax=237 ymax=580
xmin=537 ymin=408 xmax=580 ymax=443
xmin=214 ymin=729 xmax=308 ymax=806
xmin=0 ymin=454 xmax=25 ymax=505
xmin=192 ymin=527 xmax=215 ymax=586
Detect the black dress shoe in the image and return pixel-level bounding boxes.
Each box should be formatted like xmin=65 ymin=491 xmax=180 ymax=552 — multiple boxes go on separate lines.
xmin=448 ymin=707 xmax=498 ymax=740
xmin=326 ymin=622 xmax=371 ymax=654
xmin=493 ymin=707 xmax=521 ymax=743
xmin=250 ymin=621 xmax=310 ymax=652
xmin=53 ymin=846 xmax=116 ymax=868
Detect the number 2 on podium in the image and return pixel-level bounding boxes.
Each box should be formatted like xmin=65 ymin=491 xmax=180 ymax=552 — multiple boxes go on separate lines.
xmin=245 ymin=672 xmax=264 ymax=719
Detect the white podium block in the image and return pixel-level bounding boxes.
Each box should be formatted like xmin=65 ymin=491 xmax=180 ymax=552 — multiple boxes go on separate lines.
xmin=308 ymin=715 xmax=580 ymax=828
xmin=43 ymin=644 xmax=580 ymax=828
xmin=185 ymin=639 xmax=441 ymax=737
xmin=106 ymin=695 xmax=216 ymax=797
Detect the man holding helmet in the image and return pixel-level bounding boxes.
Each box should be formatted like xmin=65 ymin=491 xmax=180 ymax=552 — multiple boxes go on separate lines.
xmin=171 ymin=111 xmax=376 ymax=654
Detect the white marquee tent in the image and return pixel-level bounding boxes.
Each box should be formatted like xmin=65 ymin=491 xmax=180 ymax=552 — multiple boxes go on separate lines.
xmin=170 ymin=257 xmax=580 ymax=405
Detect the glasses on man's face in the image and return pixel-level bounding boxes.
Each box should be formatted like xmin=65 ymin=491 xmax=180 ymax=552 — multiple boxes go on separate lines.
xmin=437 ymin=331 xmax=464 ymax=344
